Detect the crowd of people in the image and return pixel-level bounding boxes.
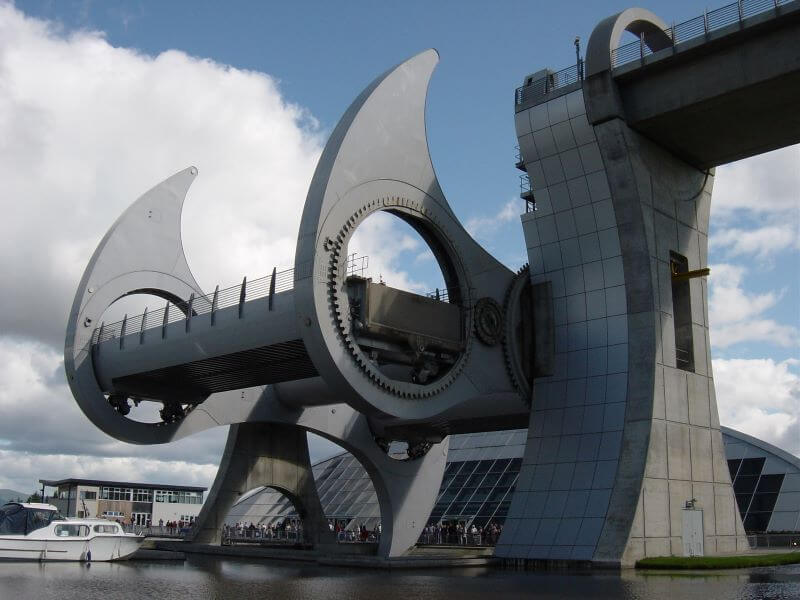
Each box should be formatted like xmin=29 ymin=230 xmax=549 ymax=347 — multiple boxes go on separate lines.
xmin=330 ymin=520 xmax=381 ymax=542
xmin=419 ymin=521 xmax=503 ymax=546
xmin=222 ymin=518 xmax=502 ymax=547
xmin=223 ymin=519 xmax=302 ymax=543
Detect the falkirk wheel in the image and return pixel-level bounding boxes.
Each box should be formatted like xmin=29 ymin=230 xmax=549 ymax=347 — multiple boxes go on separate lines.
xmin=64 ymin=1 xmax=793 ymax=564
xmin=65 ymin=49 xmax=541 ymax=559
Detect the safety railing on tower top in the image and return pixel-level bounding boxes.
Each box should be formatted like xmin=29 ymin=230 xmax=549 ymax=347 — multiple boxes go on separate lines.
xmin=514 ymin=62 xmax=583 ymax=106
xmin=514 ymin=0 xmax=794 ymax=106
xmin=611 ymin=0 xmax=793 ymax=67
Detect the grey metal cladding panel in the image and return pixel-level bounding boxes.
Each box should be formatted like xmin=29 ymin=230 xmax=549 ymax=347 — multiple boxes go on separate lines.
xmin=529 ymin=103 xmax=550 ymax=132
xmin=579 ymin=234 xmax=602 ymax=263
xmin=605 ymin=286 xmax=627 ymax=316
xmin=550 ymin=183 xmax=571 ymax=213
xmin=587 ymin=317 xmax=608 ymax=348
xmin=575 ymin=517 xmax=604 ymax=546
xmin=577 ymin=142 xmax=604 ymax=175
xmin=534 ymin=518 xmax=560 ymax=545
xmin=598 ymin=228 xmax=622 ymax=258
xmin=773 ymin=492 xmax=800 ymax=512
xmin=570 ymin=114 xmax=596 ymax=146
xmin=564 ymin=266 xmax=585 ymax=296
xmin=586 ymin=346 xmax=608 ymax=377
xmin=573 ymin=205 xmax=598 ymax=236
xmin=768 ymin=511 xmax=799 ymax=532
xmin=554 ymin=517 xmax=582 ymax=545
xmin=519 ymin=133 xmax=539 ymax=163
xmin=561 ymin=239 xmax=583 ymax=268
xmin=542 ymin=243 xmax=564 ymax=272
xmin=567 ymin=176 xmax=592 ymax=208
xmin=566 ymin=90 xmax=586 ymax=119
xmin=762 ymin=456 xmax=794 ymax=475
xmin=552 ymin=120 xmax=578 ymax=153
xmin=566 ymin=292 xmax=587 ymax=323
xmin=592 ymin=460 xmax=618 ymax=488
xmin=572 ymin=460 xmax=600 ymax=490
xmin=584 ymin=288 xmax=606 ymax=319
xmin=558 ymin=436 xmax=580 ymax=462
xmin=526 ymin=160 xmax=547 ymax=190
xmin=607 ymin=315 xmax=628 ymax=346
xmin=593 ymin=199 xmax=617 ymax=231
xmin=568 ymin=322 xmax=588 ymax=351
xmin=585 ymin=489 xmax=612 ymax=518
xmin=542 ymin=155 xmax=566 ymax=186
xmin=606 ymin=373 xmax=627 ymax=404
xmin=782 ymin=474 xmax=800 ymax=492
xmin=547 ymin=96 xmax=570 ymax=125
xmin=537 ymin=215 xmax=559 ymax=245
xmin=555 ymin=210 xmax=578 ymax=240
xmin=533 ymin=128 xmax=558 ymax=158
xmin=515 ymin=110 xmax=533 ymax=136
xmin=586 ymin=170 xmax=611 ymax=202
xmin=563 ymin=490 xmax=590 ymax=517
xmin=602 ymin=256 xmax=625 ymax=288
xmin=544 ymin=462 xmax=575 ymax=492
xmin=561 ymin=148 xmax=585 ymax=180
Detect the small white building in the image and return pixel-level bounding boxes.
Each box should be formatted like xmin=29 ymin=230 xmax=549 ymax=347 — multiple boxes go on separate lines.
xmin=39 ymin=478 xmax=206 ymax=526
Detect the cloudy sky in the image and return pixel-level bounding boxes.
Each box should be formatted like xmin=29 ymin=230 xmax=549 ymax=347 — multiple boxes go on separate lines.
xmin=1 ymin=1 xmax=797 ymax=495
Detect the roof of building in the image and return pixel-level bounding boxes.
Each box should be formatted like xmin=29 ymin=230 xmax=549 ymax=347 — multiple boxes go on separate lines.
xmin=39 ymin=478 xmax=206 ymax=492
xmin=721 ymin=426 xmax=800 ymax=470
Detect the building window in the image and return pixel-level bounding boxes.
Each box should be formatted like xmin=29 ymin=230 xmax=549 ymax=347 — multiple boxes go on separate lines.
xmin=79 ymin=491 xmax=96 ymax=500
xmin=670 ymin=252 xmax=695 ymax=372
xmin=100 ymin=487 xmax=132 ymax=501
xmin=133 ymin=489 xmax=153 ymax=502
xmin=154 ymin=490 xmax=202 ymax=504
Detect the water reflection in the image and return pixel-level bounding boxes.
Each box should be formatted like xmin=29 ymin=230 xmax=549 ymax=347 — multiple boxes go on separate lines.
xmin=0 ymin=557 xmax=797 ymax=600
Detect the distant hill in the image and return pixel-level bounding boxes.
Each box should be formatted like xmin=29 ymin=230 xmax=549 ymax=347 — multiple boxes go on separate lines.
xmin=0 ymin=488 xmax=28 ymax=505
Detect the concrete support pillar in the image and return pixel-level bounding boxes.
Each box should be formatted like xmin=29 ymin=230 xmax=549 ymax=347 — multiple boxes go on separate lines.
xmin=188 ymin=422 xmax=334 ymax=547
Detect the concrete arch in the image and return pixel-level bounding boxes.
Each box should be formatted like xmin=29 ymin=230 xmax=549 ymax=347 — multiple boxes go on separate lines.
xmin=586 ymin=8 xmax=672 ymax=77
xmin=185 ymin=379 xmax=449 ymax=557
xmin=188 ymin=422 xmax=333 ymax=547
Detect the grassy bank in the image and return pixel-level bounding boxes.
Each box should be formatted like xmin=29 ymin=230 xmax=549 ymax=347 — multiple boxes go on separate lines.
xmin=637 ymin=552 xmax=800 ymax=570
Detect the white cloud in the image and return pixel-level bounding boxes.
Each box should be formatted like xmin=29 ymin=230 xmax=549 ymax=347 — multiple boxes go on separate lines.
xmin=0 ymin=5 xmax=334 ymax=493
xmin=710 ymin=145 xmax=800 ymax=263
xmin=0 ymin=4 xmax=323 ymax=348
xmin=711 ymin=224 xmax=799 ymax=260
xmin=347 ymin=212 xmax=437 ymax=293
xmin=714 ymin=358 xmax=800 ymax=456
xmin=713 ymin=145 xmax=800 ymax=220
xmin=465 ymin=198 xmax=519 ymax=240
xmin=708 ymin=263 xmax=797 ymax=348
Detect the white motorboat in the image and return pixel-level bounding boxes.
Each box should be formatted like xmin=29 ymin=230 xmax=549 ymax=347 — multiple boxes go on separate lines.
xmin=0 ymin=502 xmax=144 ymax=561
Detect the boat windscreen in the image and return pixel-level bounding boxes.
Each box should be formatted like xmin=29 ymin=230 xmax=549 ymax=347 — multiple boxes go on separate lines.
xmin=27 ymin=507 xmax=57 ymax=533
xmin=0 ymin=504 xmax=59 ymax=534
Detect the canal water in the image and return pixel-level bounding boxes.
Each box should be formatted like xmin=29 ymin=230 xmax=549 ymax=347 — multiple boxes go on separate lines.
xmin=0 ymin=556 xmax=798 ymax=599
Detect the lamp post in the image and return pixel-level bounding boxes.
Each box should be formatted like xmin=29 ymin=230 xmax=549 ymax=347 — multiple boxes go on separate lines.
xmin=575 ymin=36 xmax=582 ymax=80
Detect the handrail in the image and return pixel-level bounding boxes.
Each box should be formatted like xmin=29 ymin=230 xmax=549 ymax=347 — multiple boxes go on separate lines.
xmin=515 ymin=62 xmax=583 ymax=106
xmin=93 ymin=255 xmax=365 ymax=346
xmin=514 ymin=0 xmax=793 ymax=105
xmin=91 ymin=254 xmax=452 ymax=346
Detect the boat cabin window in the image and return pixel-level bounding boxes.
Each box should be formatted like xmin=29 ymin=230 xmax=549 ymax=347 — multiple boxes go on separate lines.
xmin=54 ymin=524 xmax=90 ymax=537
xmin=93 ymin=524 xmax=121 ymax=534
